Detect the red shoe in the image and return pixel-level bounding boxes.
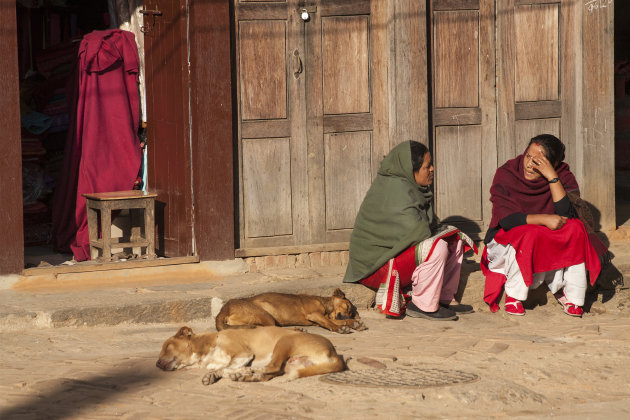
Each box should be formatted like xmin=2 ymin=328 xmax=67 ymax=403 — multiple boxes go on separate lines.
xmin=562 ymin=303 xmax=583 ymax=317
xmin=554 ymin=291 xmax=583 ymax=317
xmin=504 ymin=295 xmax=525 ymax=316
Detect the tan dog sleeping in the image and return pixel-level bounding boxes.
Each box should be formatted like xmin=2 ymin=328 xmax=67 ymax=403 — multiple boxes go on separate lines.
xmin=215 ymin=288 xmax=366 ymax=334
xmin=156 ymin=326 xmax=345 ymax=384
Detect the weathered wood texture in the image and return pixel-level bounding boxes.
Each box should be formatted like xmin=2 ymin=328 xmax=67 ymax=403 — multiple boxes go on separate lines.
xmin=580 ymin=0 xmax=615 ymax=230
xmin=189 ymin=0 xmax=235 ymax=260
xmin=239 ymin=20 xmax=287 ymax=120
xmin=434 ymin=10 xmax=479 ymax=108
xmin=393 ymin=0 xmax=429 ymax=147
xmin=514 ymin=3 xmax=559 ymax=102
xmin=144 ymin=0 xmax=193 ymax=257
xmin=431 ymin=0 xmax=496 ymax=230
xmin=324 ymin=131 xmax=372 ymax=230
xmin=83 ymin=191 xmax=157 ymax=261
xmin=236 ymin=0 xmax=378 ymax=251
xmin=497 ymin=1 xmax=566 ymax=167
xmin=0 ymin=0 xmax=24 ymax=274
xmin=435 ymin=125 xmax=483 ymax=221
xmin=322 ymin=15 xmax=370 ymax=114
xmin=242 ymin=138 xmax=293 ymax=237
xmin=22 ymin=255 xmax=199 ymax=277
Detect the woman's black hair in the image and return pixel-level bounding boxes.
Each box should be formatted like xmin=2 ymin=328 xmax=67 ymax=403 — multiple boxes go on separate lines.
xmin=528 ymin=134 xmax=565 ymax=167
xmin=410 ymin=141 xmax=429 ymax=172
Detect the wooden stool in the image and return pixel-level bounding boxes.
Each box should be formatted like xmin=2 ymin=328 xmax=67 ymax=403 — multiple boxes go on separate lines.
xmin=83 ymin=190 xmax=158 ymax=261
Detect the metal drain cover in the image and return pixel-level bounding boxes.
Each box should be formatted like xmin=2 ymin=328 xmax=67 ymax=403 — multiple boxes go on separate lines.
xmin=320 ymin=366 xmax=479 ymax=388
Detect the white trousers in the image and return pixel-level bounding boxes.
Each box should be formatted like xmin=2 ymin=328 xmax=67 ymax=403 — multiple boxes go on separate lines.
xmin=486 ymin=239 xmax=587 ymax=305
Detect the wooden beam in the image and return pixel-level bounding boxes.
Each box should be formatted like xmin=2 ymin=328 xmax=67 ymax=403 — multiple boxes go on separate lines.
xmin=0 ymin=0 xmax=24 ymax=274
xmin=236 ymin=242 xmax=349 ymax=258
xmin=580 ymin=0 xmax=615 ymax=230
xmin=22 ymin=256 xmax=200 ymax=276
xmin=433 ymin=108 xmax=482 ymax=126
xmin=514 ymin=101 xmax=562 ymax=120
xmin=189 ymin=0 xmax=236 ymax=259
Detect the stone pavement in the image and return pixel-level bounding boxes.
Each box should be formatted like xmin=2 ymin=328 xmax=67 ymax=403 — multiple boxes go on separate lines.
xmin=0 ymin=237 xmax=629 ymax=419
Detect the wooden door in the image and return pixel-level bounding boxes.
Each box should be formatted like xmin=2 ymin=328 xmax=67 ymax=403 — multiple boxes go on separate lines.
xmin=235 ymin=0 xmax=377 ymax=252
xmin=497 ymin=0 xmax=574 ymax=167
xmin=143 ymin=0 xmax=194 ymax=256
xmin=430 ymin=0 xmax=497 ymax=233
xmin=0 ymin=0 xmax=24 ymax=274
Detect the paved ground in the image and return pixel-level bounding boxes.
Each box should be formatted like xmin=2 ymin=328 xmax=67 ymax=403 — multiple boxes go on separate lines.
xmin=1 ymin=238 xmax=630 ymax=419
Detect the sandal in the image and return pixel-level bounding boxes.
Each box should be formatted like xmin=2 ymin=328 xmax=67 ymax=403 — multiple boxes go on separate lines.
xmin=504 ymin=295 xmax=525 ymax=316
xmin=554 ymin=291 xmax=583 ymax=317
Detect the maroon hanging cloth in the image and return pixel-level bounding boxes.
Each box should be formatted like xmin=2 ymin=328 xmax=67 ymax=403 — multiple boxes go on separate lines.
xmin=52 ymin=29 xmax=141 ymax=261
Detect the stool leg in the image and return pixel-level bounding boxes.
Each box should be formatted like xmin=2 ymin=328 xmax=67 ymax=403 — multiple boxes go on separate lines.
xmin=86 ymin=205 xmax=99 ymax=260
xmin=130 ymin=208 xmax=142 ymax=257
xmin=145 ymin=198 xmax=156 ymax=259
xmin=101 ymin=203 xmax=112 ymax=261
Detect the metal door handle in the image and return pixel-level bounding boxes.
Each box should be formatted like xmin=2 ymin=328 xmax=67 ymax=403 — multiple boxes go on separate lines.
xmin=299 ymin=6 xmax=317 ymax=22
xmin=293 ymin=50 xmax=303 ymax=79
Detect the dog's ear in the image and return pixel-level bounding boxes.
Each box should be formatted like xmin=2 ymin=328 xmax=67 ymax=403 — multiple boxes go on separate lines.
xmin=176 ymin=326 xmax=193 ymax=338
xmin=332 ymin=288 xmax=346 ymax=299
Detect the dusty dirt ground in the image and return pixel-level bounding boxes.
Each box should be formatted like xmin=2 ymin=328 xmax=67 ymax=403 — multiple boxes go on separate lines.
xmin=2 ymin=283 xmax=630 ymax=420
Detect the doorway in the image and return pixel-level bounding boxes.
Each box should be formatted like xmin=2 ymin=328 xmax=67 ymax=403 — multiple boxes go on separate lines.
xmin=614 ymin=1 xmax=630 ymax=228
xmin=16 ymin=1 xmax=113 ymax=268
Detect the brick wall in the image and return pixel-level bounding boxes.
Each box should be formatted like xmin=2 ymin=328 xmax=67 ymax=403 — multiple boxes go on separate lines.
xmin=244 ymin=251 xmax=349 ymax=272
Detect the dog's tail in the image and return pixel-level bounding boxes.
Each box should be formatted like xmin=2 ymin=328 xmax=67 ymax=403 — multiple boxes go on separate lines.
xmin=296 ymin=356 xmax=345 ymax=378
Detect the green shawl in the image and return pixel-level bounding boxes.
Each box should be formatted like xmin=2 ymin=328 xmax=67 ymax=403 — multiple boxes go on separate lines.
xmin=343 ymin=141 xmax=438 ymax=283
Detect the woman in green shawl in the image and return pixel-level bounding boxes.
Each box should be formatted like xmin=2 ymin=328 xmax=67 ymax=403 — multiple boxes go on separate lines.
xmin=343 ymin=141 xmax=475 ymax=320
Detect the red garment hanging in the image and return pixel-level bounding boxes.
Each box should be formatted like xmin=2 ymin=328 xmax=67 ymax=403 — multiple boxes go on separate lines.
xmin=52 ymin=29 xmax=141 ymax=261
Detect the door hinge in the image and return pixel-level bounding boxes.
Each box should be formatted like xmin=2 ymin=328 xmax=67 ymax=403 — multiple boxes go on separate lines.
xmin=140 ymin=9 xmax=163 ymax=33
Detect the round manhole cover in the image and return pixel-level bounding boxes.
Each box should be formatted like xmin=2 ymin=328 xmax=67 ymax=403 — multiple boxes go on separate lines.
xmin=320 ymin=366 xmax=479 ymax=388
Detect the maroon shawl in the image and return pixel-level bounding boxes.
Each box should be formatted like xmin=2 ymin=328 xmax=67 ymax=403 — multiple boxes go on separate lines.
xmin=489 ymin=153 xmax=579 ymax=229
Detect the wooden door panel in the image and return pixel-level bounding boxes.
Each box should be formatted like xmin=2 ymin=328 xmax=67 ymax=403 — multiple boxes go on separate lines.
xmin=324 ymin=131 xmax=372 ymax=231
xmin=0 ymin=0 xmax=24 ymax=273
xmin=435 ymin=126 xmax=482 ymax=220
xmin=316 ymin=1 xmax=374 ymax=243
xmin=515 ymin=118 xmax=560 ymax=153
xmin=514 ymin=4 xmax=559 ymax=102
xmin=434 ymin=10 xmax=479 ymax=108
xmin=239 ymin=20 xmax=288 ymax=120
xmin=236 ymin=0 xmax=379 ymax=251
xmin=431 ymin=0 xmax=495 ymax=232
xmin=322 ymin=15 xmax=370 ymax=114
xmin=145 ymin=0 xmax=193 ymax=257
xmin=236 ymin=0 xmax=304 ymax=250
xmin=497 ymin=0 xmax=565 ymax=164
xmin=242 ymin=138 xmax=293 ymax=237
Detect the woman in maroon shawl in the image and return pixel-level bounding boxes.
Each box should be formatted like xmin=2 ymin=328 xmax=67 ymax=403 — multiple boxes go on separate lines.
xmin=481 ymin=134 xmax=601 ymax=317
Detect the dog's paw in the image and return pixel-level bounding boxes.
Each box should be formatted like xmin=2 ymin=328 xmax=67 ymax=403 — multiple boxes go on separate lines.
xmin=229 ymin=368 xmax=264 ymax=382
xmin=351 ymin=320 xmax=368 ymax=331
xmin=336 ymin=325 xmax=353 ymax=334
xmin=202 ymin=371 xmax=221 ymax=385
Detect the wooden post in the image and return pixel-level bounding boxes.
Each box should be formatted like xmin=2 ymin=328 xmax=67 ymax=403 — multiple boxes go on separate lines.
xmin=581 ymin=0 xmax=616 ymax=231
xmin=0 ymin=0 xmax=24 ymax=274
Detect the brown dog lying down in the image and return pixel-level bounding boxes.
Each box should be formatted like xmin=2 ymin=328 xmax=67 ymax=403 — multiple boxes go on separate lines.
xmin=156 ymin=326 xmax=345 ymax=384
xmin=215 ymin=288 xmax=366 ymax=334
